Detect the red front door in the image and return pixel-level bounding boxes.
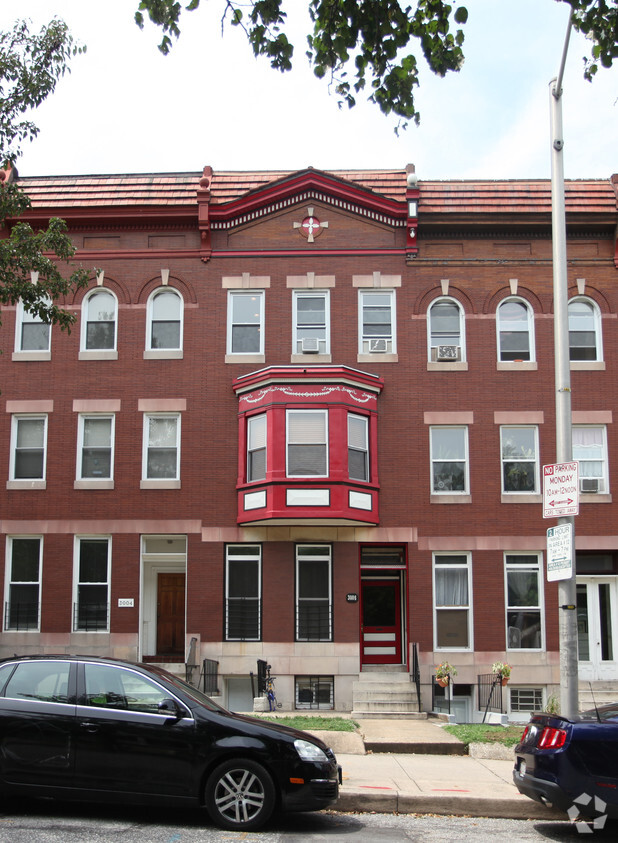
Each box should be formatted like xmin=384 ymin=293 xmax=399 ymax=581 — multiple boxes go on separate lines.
xmin=361 ymin=579 xmax=402 ymax=665
xmin=156 ymin=572 xmax=185 ymax=657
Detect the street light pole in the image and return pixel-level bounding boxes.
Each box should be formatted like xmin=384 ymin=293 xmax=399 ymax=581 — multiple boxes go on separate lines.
xmin=549 ymin=10 xmax=579 ymax=718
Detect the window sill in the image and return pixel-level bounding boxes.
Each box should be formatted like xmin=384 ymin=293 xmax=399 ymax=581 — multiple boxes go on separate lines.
xmin=79 ymin=350 xmax=118 ymax=360
xmin=6 ymin=480 xmax=46 ymax=490
xmin=74 ymin=480 xmax=114 ymax=490
xmin=580 ymin=493 xmax=612 ymax=503
xmin=427 ymin=361 xmax=468 ymax=372
xmin=357 ymin=353 xmax=398 ymax=363
xmin=11 ymin=351 xmax=51 ymax=362
xmin=501 ymin=494 xmax=542 ymax=503
xmin=430 ymin=494 xmax=471 ymax=504
xmin=290 ymin=353 xmax=332 ymax=363
xmin=570 ymin=361 xmax=606 ymax=371
xmin=225 ymin=354 xmax=265 ymax=364
xmin=143 ymin=349 xmax=183 ymax=360
xmin=497 ymin=361 xmax=538 ymax=371
xmin=140 ymin=479 xmax=181 ymax=489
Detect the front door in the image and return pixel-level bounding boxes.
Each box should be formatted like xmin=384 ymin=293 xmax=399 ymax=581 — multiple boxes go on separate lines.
xmin=360 ymin=578 xmax=402 ymax=665
xmin=577 ymin=578 xmax=618 ymax=681
xmin=156 ymin=573 xmax=185 ymax=657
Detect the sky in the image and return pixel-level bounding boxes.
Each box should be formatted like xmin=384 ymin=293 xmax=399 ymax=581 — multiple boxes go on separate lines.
xmin=2 ymin=0 xmax=617 ymax=181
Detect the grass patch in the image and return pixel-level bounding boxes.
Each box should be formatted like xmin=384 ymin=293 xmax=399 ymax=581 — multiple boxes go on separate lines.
xmin=253 ymin=715 xmax=358 ymax=732
xmin=443 ymin=723 xmax=525 ymax=747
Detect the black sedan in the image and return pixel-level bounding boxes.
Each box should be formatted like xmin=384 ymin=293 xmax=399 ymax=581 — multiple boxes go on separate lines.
xmin=513 ymin=704 xmax=618 ymax=823
xmin=0 ymin=654 xmax=340 ymax=830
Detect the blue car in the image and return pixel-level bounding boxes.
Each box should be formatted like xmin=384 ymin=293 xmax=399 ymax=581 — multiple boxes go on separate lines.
xmin=513 ymin=704 xmax=618 ymax=821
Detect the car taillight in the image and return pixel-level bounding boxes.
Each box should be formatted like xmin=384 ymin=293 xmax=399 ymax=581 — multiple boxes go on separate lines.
xmin=520 ymin=725 xmax=530 ymax=743
xmin=537 ymin=726 xmax=567 ymax=749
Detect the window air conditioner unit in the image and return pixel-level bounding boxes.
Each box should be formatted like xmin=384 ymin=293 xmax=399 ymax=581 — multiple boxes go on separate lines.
xmin=434 ymin=344 xmax=460 ymax=362
xmin=580 ymin=477 xmax=600 ymax=493
xmin=300 ymin=337 xmax=320 ymax=353
xmin=369 ymin=338 xmax=388 ymax=353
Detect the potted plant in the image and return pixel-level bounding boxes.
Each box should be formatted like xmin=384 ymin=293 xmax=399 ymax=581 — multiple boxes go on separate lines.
xmin=435 ymin=661 xmax=457 ymax=688
xmin=492 ymin=661 xmax=512 ymax=685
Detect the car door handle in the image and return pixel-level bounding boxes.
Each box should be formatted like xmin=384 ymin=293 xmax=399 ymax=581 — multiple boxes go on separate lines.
xmin=79 ymin=722 xmax=100 ymax=733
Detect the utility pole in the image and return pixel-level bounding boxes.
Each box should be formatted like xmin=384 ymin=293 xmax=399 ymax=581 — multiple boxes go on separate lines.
xmin=549 ymin=10 xmax=579 ymax=718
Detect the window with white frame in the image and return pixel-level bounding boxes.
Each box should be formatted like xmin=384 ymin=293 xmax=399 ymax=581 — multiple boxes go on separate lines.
xmin=10 ymin=416 xmax=47 ymax=481
xmin=293 ymin=290 xmax=329 ymax=354
xmin=227 ymin=291 xmax=264 ymax=355
xmin=143 ymin=414 xmax=180 ymax=480
xmin=359 ymin=290 xmax=395 ymax=354
xmin=500 ymin=426 xmax=539 ymax=493
xmin=573 ymin=426 xmax=608 ymax=494
xmin=82 ymin=289 xmax=117 ymax=351
xmin=147 ymin=288 xmax=183 ymax=350
xmin=15 ymin=298 xmax=51 ymax=353
xmin=5 ymin=537 xmax=42 ymax=631
xmin=247 ymin=414 xmax=267 ymax=482
xmin=286 ymin=410 xmax=328 ymax=477
xmin=505 ymin=554 xmax=543 ymax=650
xmin=74 ymin=537 xmax=110 ymax=631
xmin=348 ymin=414 xmax=369 ymax=482
xmin=433 ymin=554 xmax=471 ymax=649
xmin=225 ymin=545 xmax=261 ymax=641
xmin=296 ymin=545 xmax=332 ymax=641
xmin=510 ymin=687 xmax=543 ymax=712
xmin=428 ymin=298 xmax=464 ymax=361
xmin=430 ymin=426 xmax=468 ymax=493
xmin=497 ymin=298 xmax=534 ymax=361
xmin=568 ymin=297 xmax=602 ymax=361
xmin=77 ymin=415 xmax=114 ymax=481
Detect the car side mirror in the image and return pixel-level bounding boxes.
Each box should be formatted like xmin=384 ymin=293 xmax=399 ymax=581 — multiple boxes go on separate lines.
xmin=158 ymin=698 xmax=181 ymax=718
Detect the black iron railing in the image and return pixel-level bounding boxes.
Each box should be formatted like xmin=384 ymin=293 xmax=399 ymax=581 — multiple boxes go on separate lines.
xmin=226 ymin=598 xmax=260 ymax=640
xmin=4 ymin=601 xmax=39 ymax=631
xmin=410 ymin=642 xmax=422 ymax=712
xmin=478 ymin=672 xmax=504 ymax=721
xmin=296 ymin=603 xmax=332 ymax=641
xmin=201 ymin=658 xmax=219 ymax=695
xmin=73 ymin=602 xmax=109 ymax=631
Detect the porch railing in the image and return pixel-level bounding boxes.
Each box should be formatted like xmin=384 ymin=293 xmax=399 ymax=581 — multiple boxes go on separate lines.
xmin=410 ymin=642 xmax=422 ymax=712
xmin=478 ymin=672 xmax=504 ymax=721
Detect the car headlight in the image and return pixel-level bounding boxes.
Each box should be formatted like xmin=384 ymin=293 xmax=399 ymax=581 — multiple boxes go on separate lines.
xmin=294 ymin=739 xmax=328 ymax=763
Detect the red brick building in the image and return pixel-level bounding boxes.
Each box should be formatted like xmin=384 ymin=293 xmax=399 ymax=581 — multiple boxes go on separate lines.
xmin=1 ymin=165 xmax=617 ymax=720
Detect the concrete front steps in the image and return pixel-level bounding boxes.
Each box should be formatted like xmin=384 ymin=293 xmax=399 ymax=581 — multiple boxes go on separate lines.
xmin=351 ymin=666 xmax=424 ymax=720
xmin=578 ymin=680 xmax=618 ymax=710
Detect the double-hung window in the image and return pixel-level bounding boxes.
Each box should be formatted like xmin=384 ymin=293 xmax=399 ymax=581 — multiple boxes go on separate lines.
xmin=143 ymin=414 xmax=180 ymax=480
xmin=15 ymin=298 xmax=51 ymax=353
xmin=247 ymin=414 xmax=267 ymax=482
xmin=10 ymin=416 xmax=47 ymax=481
xmin=348 ymin=414 xmax=369 ymax=482
xmin=286 ymin=410 xmax=328 ymax=477
xmin=293 ymin=291 xmax=329 ymax=354
xmin=430 ymin=427 xmax=468 ymax=493
xmin=74 ymin=538 xmax=110 ymax=631
xmin=505 ymin=554 xmax=543 ymax=649
xmin=227 ymin=291 xmax=264 ymax=355
xmin=497 ymin=298 xmax=534 ymax=361
xmin=77 ymin=415 xmax=114 ymax=481
xmin=296 ymin=545 xmax=332 ymax=641
xmin=500 ymin=426 xmax=539 ymax=493
xmin=82 ymin=289 xmax=117 ymax=351
xmin=225 ymin=545 xmax=261 ymax=641
xmin=433 ymin=553 xmax=471 ymax=649
xmin=573 ymin=426 xmax=608 ymax=494
xmin=568 ymin=297 xmax=602 ymax=361
xmin=359 ymin=290 xmax=395 ymax=354
xmin=147 ymin=288 xmax=183 ymax=351
xmin=428 ymin=298 xmax=464 ymax=361
xmin=5 ymin=537 xmax=42 ymax=631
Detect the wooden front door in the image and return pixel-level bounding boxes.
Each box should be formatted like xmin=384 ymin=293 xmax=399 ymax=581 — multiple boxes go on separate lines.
xmin=360 ymin=578 xmax=402 ymax=665
xmin=156 ymin=572 xmax=185 ymax=657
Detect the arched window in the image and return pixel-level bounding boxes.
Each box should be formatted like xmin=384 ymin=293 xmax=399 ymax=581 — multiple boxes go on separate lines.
xmin=497 ymin=298 xmax=534 ymax=362
xmin=147 ymin=288 xmax=183 ymax=351
xmin=82 ymin=289 xmax=117 ymax=351
xmin=568 ymin=297 xmax=602 ymax=361
xmin=428 ymin=298 xmax=465 ymax=361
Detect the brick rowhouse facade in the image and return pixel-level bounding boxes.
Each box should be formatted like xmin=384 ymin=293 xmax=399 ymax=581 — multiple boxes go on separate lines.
xmin=1 ymin=164 xmax=618 ymax=720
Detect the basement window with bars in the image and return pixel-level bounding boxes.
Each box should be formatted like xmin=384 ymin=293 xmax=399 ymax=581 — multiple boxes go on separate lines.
xmin=510 ymin=687 xmax=543 ymax=712
xmin=295 ymin=675 xmax=334 ymax=710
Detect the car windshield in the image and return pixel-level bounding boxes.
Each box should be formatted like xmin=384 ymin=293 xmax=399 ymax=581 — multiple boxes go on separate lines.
xmin=578 ymin=704 xmax=618 ymax=722
xmin=144 ymin=666 xmax=229 ymax=712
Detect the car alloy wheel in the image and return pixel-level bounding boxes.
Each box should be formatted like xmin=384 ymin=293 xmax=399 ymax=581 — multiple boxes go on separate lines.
xmin=206 ymin=758 xmax=276 ymax=830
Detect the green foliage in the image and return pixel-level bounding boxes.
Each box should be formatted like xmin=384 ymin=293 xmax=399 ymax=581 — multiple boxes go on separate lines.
xmin=253 ymin=715 xmax=358 ymax=731
xmin=443 ymin=723 xmax=524 ymax=746
xmin=0 ymin=19 xmax=89 ymax=340
xmin=132 ymin=1 xmax=618 ymax=127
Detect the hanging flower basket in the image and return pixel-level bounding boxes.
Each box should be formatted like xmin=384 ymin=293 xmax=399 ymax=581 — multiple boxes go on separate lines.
xmin=492 ymin=661 xmax=512 ymax=684
xmin=437 ymin=677 xmax=449 ymax=688
xmin=501 ymin=677 xmax=509 ymax=686
xmin=435 ymin=661 xmax=457 ymax=687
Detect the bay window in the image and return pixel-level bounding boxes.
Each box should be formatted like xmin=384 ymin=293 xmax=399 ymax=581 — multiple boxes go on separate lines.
xmin=287 ymin=410 xmax=328 ymax=477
